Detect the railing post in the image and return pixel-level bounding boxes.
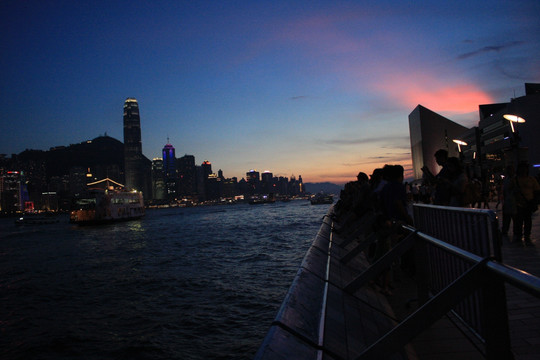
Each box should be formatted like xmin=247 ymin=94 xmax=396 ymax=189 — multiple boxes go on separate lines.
xmin=344 ymin=231 xmax=416 ymax=294
xmin=482 ymin=271 xmax=514 ymax=359
xmin=413 ymin=230 xmax=430 ymax=304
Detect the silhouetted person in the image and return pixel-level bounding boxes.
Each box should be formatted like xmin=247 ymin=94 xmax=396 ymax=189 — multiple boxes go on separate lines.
xmin=374 ymin=165 xmax=413 ymax=295
xmin=379 ymin=165 xmax=413 ymax=225
xmin=513 ymin=162 xmax=540 ymax=246
xmin=501 ymin=165 xmax=516 ymax=238
xmin=446 ymin=157 xmax=468 ymax=207
xmin=423 ymin=149 xmax=451 ymax=205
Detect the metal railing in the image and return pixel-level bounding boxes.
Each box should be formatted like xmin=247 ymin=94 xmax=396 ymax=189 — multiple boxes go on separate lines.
xmin=347 ymin=204 xmax=540 ymax=359
xmin=257 ymin=204 xmax=540 ymax=359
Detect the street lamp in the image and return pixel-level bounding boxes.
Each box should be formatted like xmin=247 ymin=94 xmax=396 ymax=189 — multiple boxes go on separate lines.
xmin=452 ymin=139 xmax=468 ymax=153
xmin=504 ymin=99 xmax=526 ymax=166
xmin=503 ymin=100 xmax=526 ymax=133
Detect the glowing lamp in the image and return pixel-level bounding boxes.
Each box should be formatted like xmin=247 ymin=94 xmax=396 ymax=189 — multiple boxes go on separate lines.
xmin=503 ymin=114 xmax=525 ymax=123
xmin=504 ymin=100 xmax=526 ymax=133
xmin=452 ymin=139 xmax=467 ymax=152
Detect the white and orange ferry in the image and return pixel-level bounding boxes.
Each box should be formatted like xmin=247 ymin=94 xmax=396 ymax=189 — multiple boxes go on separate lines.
xmin=70 ymin=178 xmax=145 ymax=225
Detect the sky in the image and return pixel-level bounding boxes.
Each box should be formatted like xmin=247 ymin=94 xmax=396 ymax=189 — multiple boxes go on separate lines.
xmin=1 ymin=1 xmax=539 ymax=185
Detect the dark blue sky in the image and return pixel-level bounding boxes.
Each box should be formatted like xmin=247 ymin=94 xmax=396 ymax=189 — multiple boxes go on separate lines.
xmin=2 ymin=0 xmax=539 ymax=183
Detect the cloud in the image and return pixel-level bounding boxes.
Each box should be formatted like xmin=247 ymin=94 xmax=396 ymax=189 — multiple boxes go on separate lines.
xmin=367 ymin=152 xmax=411 ymax=162
xmin=457 ymin=41 xmax=525 ymax=60
xmin=374 ymin=71 xmax=493 ymax=114
xmin=289 ymin=95 xmax=308 ymax=100
xmin=326 ymin=135 xmax=410 ymax=146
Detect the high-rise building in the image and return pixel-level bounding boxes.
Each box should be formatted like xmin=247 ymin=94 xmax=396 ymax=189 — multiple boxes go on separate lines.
xmin=177 ymin=154 xmax=197 ymax=197
xmin=162 ymin=142 xmax=177 ymax=200
xmin=151 ymin=158 xmax=165 ymax=201
xmin=246 ymin=169 xmax=260 ymax=194
xmin=201 ymin=160 xmax=212 ymax=179
xmin=123 ymin=98 xmax=151 ymax=198
xmin=201 ymin=160 xmax=214 ymax=200
xmin=261 ymin=170 xmax=273 ymax=194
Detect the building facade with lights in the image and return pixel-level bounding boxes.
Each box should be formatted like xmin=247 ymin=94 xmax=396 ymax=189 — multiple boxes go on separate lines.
xmin=162 ymin=142 xmax=177 ymax=200
xmin=151 ymin=158 xmax=165 ymax=201
xmin=123 ymin=98 xmax=151 ymax=199
xmin=409 ymin=83 xmax=540 ymax=182
xmin=464 ymin=83 xmax=540 ymax=177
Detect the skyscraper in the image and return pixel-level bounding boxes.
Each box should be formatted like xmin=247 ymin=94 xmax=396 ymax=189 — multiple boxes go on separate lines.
xmin=123 ymin=98 xmax=151 ymax=198
xmin=162 ymin=142 xmax=177 ymax=200
xmin=151 ymin=158 xmax=165 ymax=200
xmin=246 ymin=169 xmax=260 ymax=194
xmin=177 ymin=154 xmax=197 ymax=197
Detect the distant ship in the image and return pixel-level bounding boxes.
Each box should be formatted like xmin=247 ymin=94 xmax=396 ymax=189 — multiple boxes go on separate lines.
xmin=70 ymin=178 xmax=145 ymax=225
xmin=310 ymin=193 xmax=333 ymax=205
xmin=248 ymin=194 xmax=276 ymax=205
xmin=15 ymin=212 xmax=60 ymax=225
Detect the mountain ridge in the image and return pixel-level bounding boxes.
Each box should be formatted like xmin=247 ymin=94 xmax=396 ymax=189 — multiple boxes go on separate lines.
xmin=304 ymin=182 xmax=343 ymax=194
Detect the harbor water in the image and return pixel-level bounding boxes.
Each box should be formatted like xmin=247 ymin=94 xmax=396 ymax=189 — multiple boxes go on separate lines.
xmin=0 ymin=200 xmax=331 ymax=360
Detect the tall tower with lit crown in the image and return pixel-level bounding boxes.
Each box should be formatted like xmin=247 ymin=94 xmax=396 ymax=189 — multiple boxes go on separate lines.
xmin=162 ymin=141 xmax=177 ymax=200
xmin=123 ymin=98 xmax=151 ymax=197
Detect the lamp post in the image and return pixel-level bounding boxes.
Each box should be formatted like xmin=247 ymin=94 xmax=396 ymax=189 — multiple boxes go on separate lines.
xmin=452 ymin=139 xmax=468 ymax=153
xmin=453 ymin=139 xmax=468 ymax=164
xmin=504 ymin=99 xmax=526 ymax=167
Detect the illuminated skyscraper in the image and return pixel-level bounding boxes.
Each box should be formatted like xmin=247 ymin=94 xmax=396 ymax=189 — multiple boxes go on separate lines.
xmin=123 ymin=98 xmax=151 ymax=198
xmin=246 ymin=169 xmax=260 ymax=194
xmin=151 ymin=158 xmax=165 ymax=200
xmin=162 ymin=142 xmax=177 ymax=200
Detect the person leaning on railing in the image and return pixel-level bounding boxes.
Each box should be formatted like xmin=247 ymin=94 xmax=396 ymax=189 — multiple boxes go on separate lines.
xmin=373 ymin=165 xmax=414 ymax=295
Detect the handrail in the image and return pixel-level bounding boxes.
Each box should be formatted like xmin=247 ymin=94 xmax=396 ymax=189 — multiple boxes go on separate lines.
xmin=257 ymin=205 xmax=540 ymax=360
xmin=412 ymin=203 xmax=499 ymax=220
xmin=403 ymin=224 xmax=540 ymax=299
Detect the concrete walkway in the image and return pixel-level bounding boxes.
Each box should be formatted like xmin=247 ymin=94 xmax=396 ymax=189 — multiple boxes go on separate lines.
xmin=498 ymin=208 xmax=540 ymax=360
xmin=386 ymin=206 xmax=540 ymax=359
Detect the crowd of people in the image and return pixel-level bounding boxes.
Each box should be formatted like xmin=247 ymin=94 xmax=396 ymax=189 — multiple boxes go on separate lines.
xmin=334 ymin=164 xmax=413 ymax=295
xmin=333 ymin=149 xmax=540 ymax=294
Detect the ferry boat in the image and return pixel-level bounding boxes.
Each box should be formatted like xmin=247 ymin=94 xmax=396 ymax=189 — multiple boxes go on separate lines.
xmin=310 ymin=193 xmax=334 ymax=205
xmin=15 ymin=212 xmax=60 ymax=225
xmin=70 ymin=178 xmax=145 ymax=225
xmin=248 ymin=194 xmax=276 ymax=205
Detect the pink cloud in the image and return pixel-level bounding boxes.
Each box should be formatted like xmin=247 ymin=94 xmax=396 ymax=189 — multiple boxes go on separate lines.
xmin=374 ymin=72 xmax=494 ymax=114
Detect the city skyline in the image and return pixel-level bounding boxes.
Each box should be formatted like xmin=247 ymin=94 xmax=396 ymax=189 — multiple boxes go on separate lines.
xmin=2 ymin=1 xmax=539 ymax=184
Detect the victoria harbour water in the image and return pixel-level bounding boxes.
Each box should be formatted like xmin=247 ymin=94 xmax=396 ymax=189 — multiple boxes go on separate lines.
xmin=0 ymin=200 xmax=331 ymax=360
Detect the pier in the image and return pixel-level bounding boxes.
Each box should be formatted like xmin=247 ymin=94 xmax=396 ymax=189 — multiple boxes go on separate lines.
xmin=255 ymin=204 xmax=540 ymax=359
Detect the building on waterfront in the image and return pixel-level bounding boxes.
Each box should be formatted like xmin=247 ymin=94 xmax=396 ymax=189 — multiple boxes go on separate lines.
xmin=409 ymin=83 xmax=540 ymax=181
xmin=475 ymin=84 xmax=540 ymax=174
xmin=221 ymin=177 xmax=237 ymax=198
xmin=261 ymin=171 xmax=273 ymax=194
xmin=162 ymin=142 xmax=177 ymax=201
xmin=0 ymin=170 xmax=28 ymax=213
xmin=200 ymin=160 xmax=213 ymax=200
xmin=246 ymin=170 xmax=260 ymax=194
xmin=177 ymin=154 xmax=197 ymax=199
xmin=123 ymin=98 xmax=151 ymax=198
xmin=408 ymin=105 xmax=469 ymax=180
xmin=151 ymin=158 xmax=166 ymax=201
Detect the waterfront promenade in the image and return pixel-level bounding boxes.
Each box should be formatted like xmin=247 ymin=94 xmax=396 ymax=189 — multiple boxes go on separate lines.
xmin=387 ymin=206 xmax=540 ymax=359
xmin=256 ymin=204 xmax=540 ymax=359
